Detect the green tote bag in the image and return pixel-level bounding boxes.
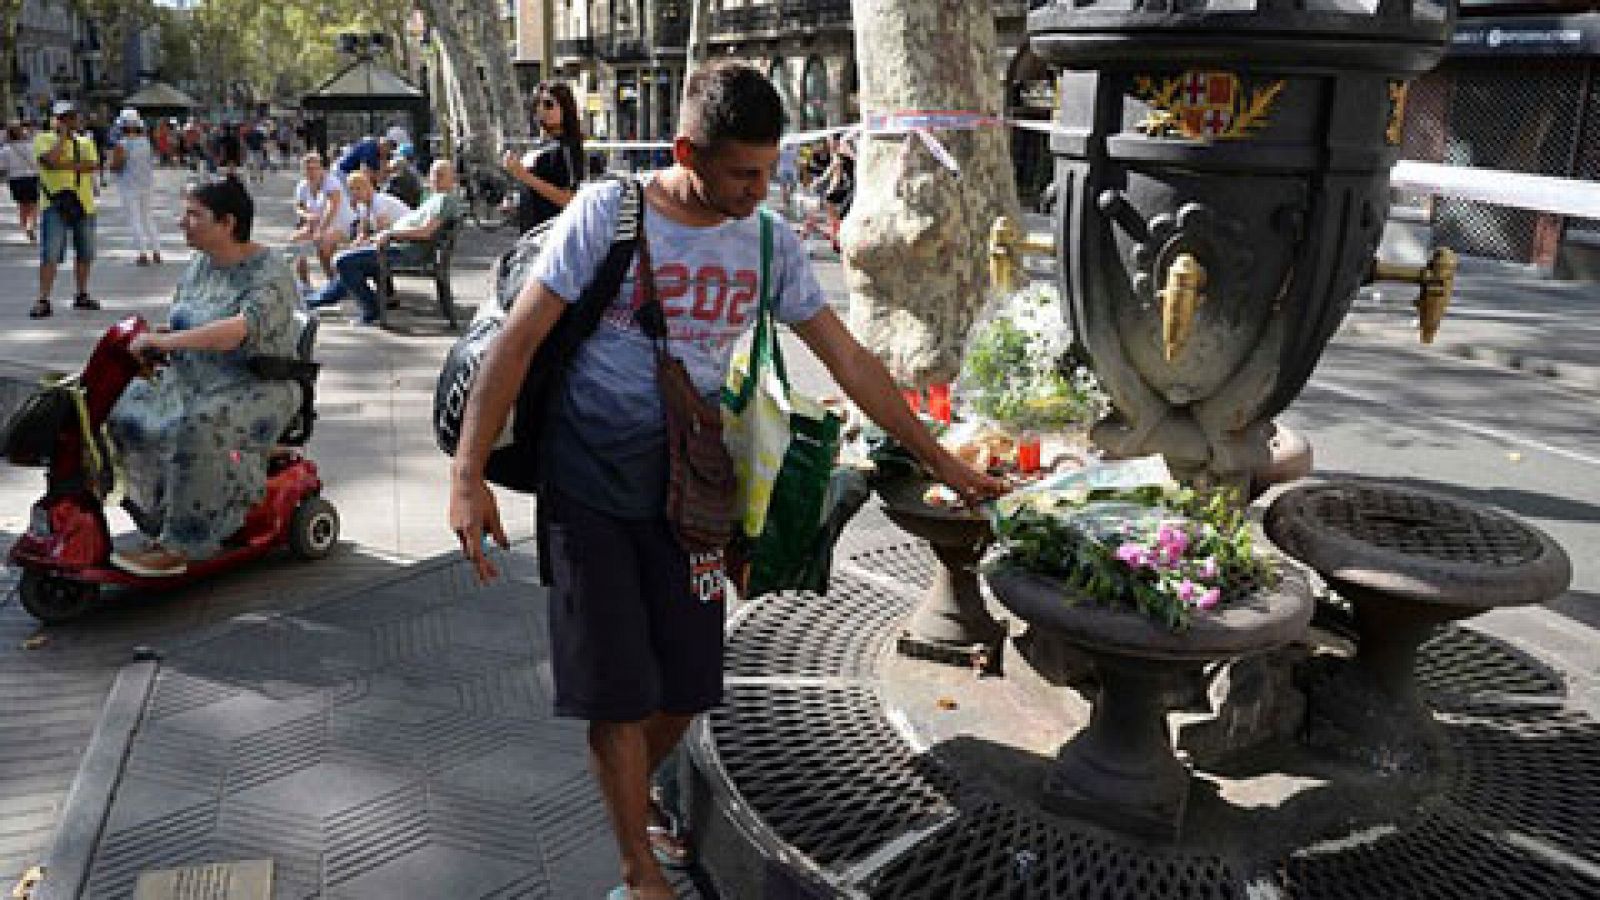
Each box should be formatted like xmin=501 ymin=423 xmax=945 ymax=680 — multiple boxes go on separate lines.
xmin=722 ymin=211 xmax=843 ymax=597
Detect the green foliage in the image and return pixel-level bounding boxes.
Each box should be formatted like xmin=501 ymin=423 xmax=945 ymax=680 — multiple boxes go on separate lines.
xmin=159 ymin=0 xmax=411 ymax=108
xmin=959 ymin=282 xmax=1106 ymax=432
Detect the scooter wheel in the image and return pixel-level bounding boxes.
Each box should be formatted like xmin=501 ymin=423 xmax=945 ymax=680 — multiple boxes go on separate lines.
xmin=289 ymin=495 xmax=340 ymax=560
xmin=18 ymin=571 xmax=100 ymax=624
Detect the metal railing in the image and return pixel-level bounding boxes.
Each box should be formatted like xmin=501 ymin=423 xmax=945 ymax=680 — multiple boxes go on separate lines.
xmin=713 ymin=4 xmax=780 ymax=35
xmin=554 ymin=37 xmax=594 ymax=59
xmin=598 ymin=36 xmax=648 ymax=61
xmin=778 ymin=0 xmax=851 ymax=29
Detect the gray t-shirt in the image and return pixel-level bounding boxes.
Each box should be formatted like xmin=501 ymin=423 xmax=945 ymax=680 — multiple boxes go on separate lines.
xmin=530 ymin=177 xmax=828 ymax=518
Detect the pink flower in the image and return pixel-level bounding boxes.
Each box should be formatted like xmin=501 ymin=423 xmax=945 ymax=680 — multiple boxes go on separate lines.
xmin=1156 ymin=523 xmax=1190 ymax=566
xmin=1176 ymin=579 xmax=1200 ymax=603
xmin=1195 ymin=588 xmax=1221 ymax=611
xmin=1115 ymin=542 xmax=1152 ymax=569
xmin=1197 ymin=557 xmax=1219 ymax=580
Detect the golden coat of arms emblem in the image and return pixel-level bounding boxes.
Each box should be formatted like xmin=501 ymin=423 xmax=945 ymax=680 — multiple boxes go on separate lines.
xmin=1134 ymin=71 xmax=1287 ymax=140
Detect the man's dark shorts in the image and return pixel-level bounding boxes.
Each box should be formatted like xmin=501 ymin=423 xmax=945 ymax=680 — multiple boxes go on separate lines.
xmin=543 ymin=486 xmax=725 ymax=722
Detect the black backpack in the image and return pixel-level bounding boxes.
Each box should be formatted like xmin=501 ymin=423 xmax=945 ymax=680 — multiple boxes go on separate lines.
xmin=433 ymin=178 xmax=642 ymax=492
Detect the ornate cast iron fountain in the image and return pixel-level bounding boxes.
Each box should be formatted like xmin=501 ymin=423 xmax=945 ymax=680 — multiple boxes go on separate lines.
xmin=1033 ymin=0 xmax=1456 ymax=490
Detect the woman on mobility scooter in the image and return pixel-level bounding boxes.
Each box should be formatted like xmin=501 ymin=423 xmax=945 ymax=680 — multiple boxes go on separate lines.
xmin=107 ymin=176 xmax=304 ymax=577
xmin=5 ymin=175 xmax=336 ymax=622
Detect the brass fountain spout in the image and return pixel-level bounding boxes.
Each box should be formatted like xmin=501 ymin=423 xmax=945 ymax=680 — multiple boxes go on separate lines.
xmin=1368 ymin=247 xmax=1459 ymax=344
xmin=1159 ymin=253 xmax=1208 ymax=362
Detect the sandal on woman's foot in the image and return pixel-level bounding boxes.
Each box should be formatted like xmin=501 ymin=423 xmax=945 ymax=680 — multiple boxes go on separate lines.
xmin=72 ymin=293 xmax=100 ymax=311
xmin=28 ymin=301 xmax=51 ymax=319
xmin=110 ymin=547 xmax=187 ymax=578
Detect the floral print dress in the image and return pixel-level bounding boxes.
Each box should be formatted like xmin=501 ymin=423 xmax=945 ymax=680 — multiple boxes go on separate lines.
xmin=108 ymin=249 xmax=301 ymax=559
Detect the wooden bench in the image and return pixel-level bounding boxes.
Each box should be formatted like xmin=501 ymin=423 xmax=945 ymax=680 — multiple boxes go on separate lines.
xmin=375 ymin=215 xmax=464 ymax=330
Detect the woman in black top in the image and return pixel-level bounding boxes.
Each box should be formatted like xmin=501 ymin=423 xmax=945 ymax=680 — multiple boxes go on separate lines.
xmin=503 ymin=81 xmax=585 ymax=234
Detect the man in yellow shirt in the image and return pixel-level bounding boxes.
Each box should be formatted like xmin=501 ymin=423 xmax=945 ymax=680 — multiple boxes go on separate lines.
xmin=32 ymin=101 xmax=100 ymax=318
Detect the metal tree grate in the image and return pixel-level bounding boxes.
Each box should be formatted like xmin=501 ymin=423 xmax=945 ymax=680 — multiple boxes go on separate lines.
xmin=1446 ymin=708 xmax=1600 ymax=871
xmin=725 ymin=576 xmax=917 ymax=679
xmin=1306 ymin=485 xmax=1542 ymax=566
xmin=1281 ymin=804 xmax=1598 ymax=899
xmin=1416 ymin=626 xmax=1565 ymax=710
xmin=707 ymin=684 xmax=959 ymax=869
xmin=866 ymin=800 xmax=1240 ymax=900
xmin=842 ymin=541 xmax=940 ymax=593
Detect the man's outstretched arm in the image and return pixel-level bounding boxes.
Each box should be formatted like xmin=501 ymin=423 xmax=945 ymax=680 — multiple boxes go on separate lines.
xmin=793 ymin=307 xmax=1006 ymax=506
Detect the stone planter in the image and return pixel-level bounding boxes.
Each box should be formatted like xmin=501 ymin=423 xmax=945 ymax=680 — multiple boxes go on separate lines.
xmin=985 ymin=563 xmax=1312 ymax=841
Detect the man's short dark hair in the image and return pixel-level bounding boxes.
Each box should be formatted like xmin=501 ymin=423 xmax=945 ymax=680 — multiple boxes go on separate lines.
xmin=678 ymin=61 xmax=786 ymax=149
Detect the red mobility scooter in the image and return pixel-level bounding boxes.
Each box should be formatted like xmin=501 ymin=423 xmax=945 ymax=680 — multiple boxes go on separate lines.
xmin=4 ymin=313 xmax=338 ymax=623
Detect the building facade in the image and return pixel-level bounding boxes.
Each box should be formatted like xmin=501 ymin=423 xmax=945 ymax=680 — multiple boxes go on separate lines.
xmin=547 ymin=1 xmax=1034 ymax=175
xmin=1394 ymin=2 xmax=1599 ymax=275
xmin=10 ymin=0 xmax=95 ymax=122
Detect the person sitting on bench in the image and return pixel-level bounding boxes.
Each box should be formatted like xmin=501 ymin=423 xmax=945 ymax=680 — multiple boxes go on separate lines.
xmin=308 ymin=160 xmax=458 ymax=327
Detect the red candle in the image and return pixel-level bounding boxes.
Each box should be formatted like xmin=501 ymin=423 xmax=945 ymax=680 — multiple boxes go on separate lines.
xmin=1017 ymin=432 xmax=1042 ymax=474
xmin=926 ymin=383 xmax=952 ymax=424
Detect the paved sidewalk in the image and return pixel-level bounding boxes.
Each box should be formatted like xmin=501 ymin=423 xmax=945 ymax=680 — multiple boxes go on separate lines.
xmin=34 ymin=546 xmax=709 ymax=900
xmin=0 ymin=167 xmax=540 ymax=895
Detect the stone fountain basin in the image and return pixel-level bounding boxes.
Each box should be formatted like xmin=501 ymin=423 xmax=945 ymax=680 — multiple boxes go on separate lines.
xmin=873 ymin=474 xmax=991 ymax=545
xmin=985 ymin=565 xmax=1314 ymax=662
xmin=1264 ymin=481 xmax=1572 ymax=609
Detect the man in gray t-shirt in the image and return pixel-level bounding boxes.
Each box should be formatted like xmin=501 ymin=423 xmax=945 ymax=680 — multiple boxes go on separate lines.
xmin=448 ymin=62 xmax=1004 ymax=900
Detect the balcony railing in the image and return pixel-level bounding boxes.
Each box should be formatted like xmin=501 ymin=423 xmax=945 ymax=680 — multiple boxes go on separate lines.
xmin=554 ymin=37 xmax=594 ymax=59
xmin=778 ymin=0 xmax=851 ymax=29
xmin=713 ymin=4 xmax=779 ymax=36
xmin=711 ymin=1 xmax=1024 ymax=37
xmin=599 ymin=36 xmax=648 ymax=62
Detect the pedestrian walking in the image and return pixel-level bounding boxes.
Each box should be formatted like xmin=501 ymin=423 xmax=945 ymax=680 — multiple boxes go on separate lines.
xmin=215 ymin=122 xmax=243 ymax=178
xmin=2 ymin=121 xmax=41 ymax=242
xmin=109 ymin=109 xmax=162 ymax=265
xmin=32 ymin=101 xmax=101 ymax=318
xmin=243 ymin=122 xmax=268 ymax=183
xmin=502 ymin=81 xmax=585 ymax=234
xmin=153 ymin=119 xmax=174 ymax=167
xmin=446 ymin=61 xmax=1005 ymax=900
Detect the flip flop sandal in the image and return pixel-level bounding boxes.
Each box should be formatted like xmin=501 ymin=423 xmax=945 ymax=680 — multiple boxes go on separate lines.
xmin=647 ymin=792 xmax=692 ymax=869
xmin=648 ymin=825 xmax=691 ymax=870
xmin=28 ymin=302 xmax=51 ymax=319
xmin=72 ymin=293 xmax=100 ymax=310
